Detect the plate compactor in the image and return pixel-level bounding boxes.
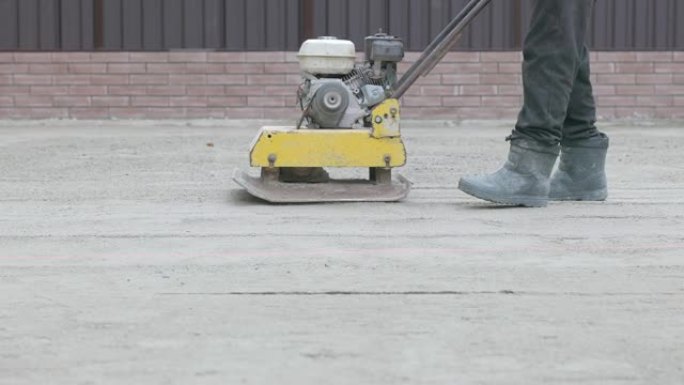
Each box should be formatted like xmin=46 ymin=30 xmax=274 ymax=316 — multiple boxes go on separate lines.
xmin=234 ymin=0 xmax=492 ymax=203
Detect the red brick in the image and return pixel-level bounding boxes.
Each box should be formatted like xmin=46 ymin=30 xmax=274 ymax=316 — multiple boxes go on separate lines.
xmin=68 ymin=63 xmax=107 ymax=74
xmin=675 ymin=75 xmax=684 ymax=84
xmin=285 ymin=52 xmax=299 ymax=63
xmin=616 ymin=85 xmax=654 ymax=96
xmin=0 ymin=96 xmax=13 ymax=107
xmin=225 ymin=85 xmax=265 ymax=96
xmin=481 ymin=52 xmax=522 ymax=62
xmin=29 ymin=63 xmax=68 ymax=74
xmin=265 ymin=63 xmax=299 ymax=74
xmin=442 ymin=74 xmax=479 ymax=85
xmin=636 ymin=52 xmax=672 ymax=62
xmin=92 ymin=96 xmax=130 ymax=107
xmin=655 ymin=63 xmax=684 ymax=74
xmin=30 ymin=86 xmax=69 ymax=96
xmin=498 ymin=63 xmax=522 ymax=73
xmin=263 ymin=86 xmax=294 ymax=96
xmin=130 ymin=74 xmax=169 ymax=85
xmin=146 ymin=108 xmax=187 ymax=119
xmin=262 ymin=108 xmax=299 ymax=119
xmin=448 ymin=62 xmax=498 ymax=74
xmin=497 ymin=85 xmax=523 ymax=95
xmin=107 ymin=63 xmax=146 ymax=73
xmin=460 ymin=85 xmax=497 ymax=96
xmin=186 ymin=108 xmax=226 ymax=119
xmin=109 ymin=107 xmax=149 ymax=119
xmin=401 ymin=96 xmax=442 ymax=107
xmin=14 ymin=95 xmax=53 ymax=107
xmin=225 ymin=108 xmax=263 ymax=119
xmin=655 ymin=107 xmax=684 ymax=119
xmin=0 ymin=86 xmax=29 ymax=95
xmin=636 ymin=74 xmax=673 ymax=85
xmin=590 ymin=62 xmax=615 ymax=74
xmin=597 ymin=74 xmax=636 ymax=85
xmin=225 ymin=63 xmax=264 ymax=74
xmin=53 ymin=74 xmax=91 ymax=85
xmin=285 ymin=74 xmax=303 ymax=85
xmin=615 ymin=62 xmax=653 ymax=74
xmin=146 ymin=86 xmax=185 ymax=95
xmin=0 ymin=75 xmax=11 ymax=85
xmin=0 ymin=64 xmax=28 ymax=74
xmin=207 ymin=52 xmax=245 ymax=63
xmin=187 ymin=85 xmax=225 ymax=96
xmin=636 ymin=96 xmax=673 ymax=107
xmin=413 ymin=75 xmax=442 ymax=86
xmin=12 ymin=53 xmax=52 ymax=63
xmin=169 ymin=96 xmax=208 ymax=107
xmin=596 ymin=96 xmax=636 ymax=107
xmin=673 ymin=97 xmax=684 ymax=106
xmin=146 ymin=63 xmax=186 ymax=74
xmin=132 ymin=96 xmax=170 ymax=107
xmin=169 ymin=74 xmax=206 ymax=85
xmin=247 ymin=96 xmax=287 ymax=107
xmin=53 ymin=96 xmax=91 ymax=107
xmin=654 ymin=85 xmax=684 ymax=95
xmin=0 ymin=53 xmax=15 ymax=63
xmin=108 ymin=85 xmax=148 ymax=96
xmin=420 ymin=85 xmax=459 ymax=96
xmin=129 ymin=52 xmax=168 ymax=62
xmin=614 ymin=107 xmax=656 ymax=119
xmin=0 ymin=108 xmax=23 ymax=119
xmin=147 ymin=86 xmax=186 ymax=96
xmin=441 ymin=96 xmax=481 ymax=107
xmin=246 ymin=75 xmax=285 ymax=85
xmin=90 ymin=74 xmax=128 ymax=85
xmin=18 ymin=107 xmax=68 ymax=119
xmin=14 ymin=75 xmax=52 ymax=85
xmin=482 ymin=96 xmax=521 ymax=107
xmin=207 ymin=96 xmax=248 ymax=107
xmin=69 ymin=108 xmax=110 ymax=119
xmin=168 ymin=52 xmax=208 ymax=63
xmin=68 ymin=85 xmax=107 ymax=96
xmin=442 ymin=52 xmax=481 ymax=63
xmin=597 ymin=52 xmax=637 ymax=62
xmin=208 ymin=74 xmax=246 ymax=85
xmin=481 ymin=73 xmax=520 ymax=85
xmin=185 ymin=63 xmax=225 ymax=74
xmin=592 ymin=85 xmax=616 ymax=96
xmin=245 ymin=52 xmax=286 ymax=63
xmin=89 ymin=52 xmax=130 ymax=63
xmin=51 ymin=53 xmax=90 ymax=63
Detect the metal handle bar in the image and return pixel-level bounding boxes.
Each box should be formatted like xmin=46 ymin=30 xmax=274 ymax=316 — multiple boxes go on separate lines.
xmin=392 ymin=0 xmax=493 ymax=99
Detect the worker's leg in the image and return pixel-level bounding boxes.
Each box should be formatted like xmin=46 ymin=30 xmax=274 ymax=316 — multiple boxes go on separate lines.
xmin=512 ymin=0 xmax=595 ymax=144
xmin=459 ymin=0 xmax=593 ymax=207
xmin=550 ymin=44 xmax=610 ymax=201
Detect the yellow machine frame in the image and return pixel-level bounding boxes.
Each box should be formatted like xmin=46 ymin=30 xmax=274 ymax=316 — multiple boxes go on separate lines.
xmin=249 ymin=99 xmax=406 ymax=169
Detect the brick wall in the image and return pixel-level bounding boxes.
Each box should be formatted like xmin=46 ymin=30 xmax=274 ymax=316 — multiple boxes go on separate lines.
xmin=0 ymin=51 xmax=683 ymax=120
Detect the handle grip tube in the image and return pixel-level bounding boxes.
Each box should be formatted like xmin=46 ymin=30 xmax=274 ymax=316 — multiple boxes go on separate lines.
xmin=392 ymin=0 xmax=493 ymax=99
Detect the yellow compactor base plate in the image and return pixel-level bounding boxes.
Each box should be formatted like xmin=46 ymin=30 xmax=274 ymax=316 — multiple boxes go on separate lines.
xmin=233 ymin=169 xmax=411 ymax=204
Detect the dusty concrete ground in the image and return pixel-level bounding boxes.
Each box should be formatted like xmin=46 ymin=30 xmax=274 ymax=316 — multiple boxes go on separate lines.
xmin=0 ymin=120 xmax=683 ymax=385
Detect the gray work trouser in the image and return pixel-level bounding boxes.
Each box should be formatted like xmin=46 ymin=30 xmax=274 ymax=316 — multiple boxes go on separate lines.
xmin=513 ymin=0 xmax=602 ymax=146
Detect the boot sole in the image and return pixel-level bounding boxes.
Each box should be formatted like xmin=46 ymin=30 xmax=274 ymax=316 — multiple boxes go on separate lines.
xmin=458 ymin=179 xmax=548 ymax=208
xmin=549 ymin=188 xmax=608 ymax=202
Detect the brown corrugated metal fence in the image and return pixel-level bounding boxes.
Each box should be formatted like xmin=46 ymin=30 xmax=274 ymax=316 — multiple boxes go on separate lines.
xmin=1 ymin=0 xmax=683 ymax=51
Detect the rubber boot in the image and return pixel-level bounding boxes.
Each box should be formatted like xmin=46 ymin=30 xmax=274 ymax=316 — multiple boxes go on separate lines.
xmin=550 ymin=134 xmax=609 ymax=201
xmin=279 ymin=167 xmax=330 ymax=184
xmin=458 ymin=139 xmax=560 ymax=207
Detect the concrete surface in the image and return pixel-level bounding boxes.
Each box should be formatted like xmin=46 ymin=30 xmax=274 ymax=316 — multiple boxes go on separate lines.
xmin=1 ymin=120 xmax=683 ymax=385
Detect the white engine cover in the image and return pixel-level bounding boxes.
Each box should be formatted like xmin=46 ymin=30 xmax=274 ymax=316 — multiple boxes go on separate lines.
xmin=298 ymin=37 xmax=356 ymax=75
